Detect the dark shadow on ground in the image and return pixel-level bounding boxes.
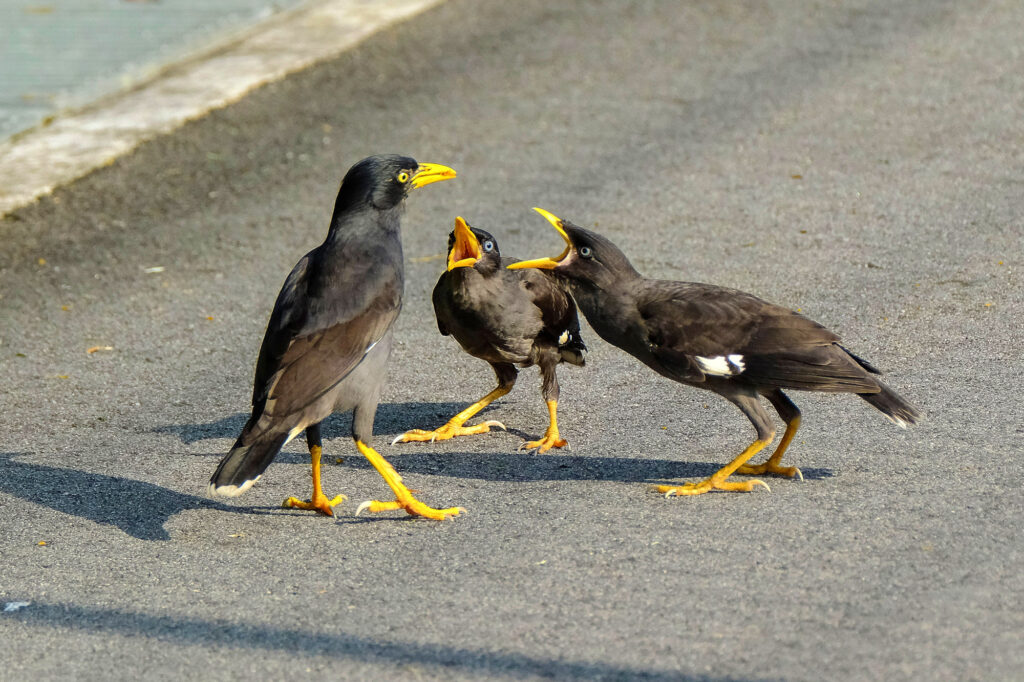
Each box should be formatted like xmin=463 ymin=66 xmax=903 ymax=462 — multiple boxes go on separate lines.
xmin=0 ymin=453 xmax=264 ymax=541
xmin=154 ymin=402 xmax=481 ymax=444
xmin=152 ymin=406 xmax=834 ymax=484
xmin=333 ymin=449 xmax=835 ymax=485
xmin=7 ymin=601 xmax=748 ymax=681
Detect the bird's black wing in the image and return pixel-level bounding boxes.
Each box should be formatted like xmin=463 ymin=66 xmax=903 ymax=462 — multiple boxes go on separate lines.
xmin=430 ymin=272 xmax=452 ymax=337
xmin=637 ymin=281 xmax=875 ymax=390
xmin=249 ymin=247 xmax=401 ymax=430
xmin=251 ymin=254 xmax=312 ymax=409
xmin=510 ymin=260 xmax=581 ymax=343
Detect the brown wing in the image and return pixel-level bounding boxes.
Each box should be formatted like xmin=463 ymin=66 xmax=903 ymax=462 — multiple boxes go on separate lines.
xmin=639 ymin=282 xmax=836 ymax=354
xmin=513 ymin=264 xmax=581 ymax=343
xmin=249 ymin=246 xmax=401 ymax=432
xmin=261 ymin=289 xmax=399 ymax=419
xmin=638 ymin=281 xmax=875 ymax=391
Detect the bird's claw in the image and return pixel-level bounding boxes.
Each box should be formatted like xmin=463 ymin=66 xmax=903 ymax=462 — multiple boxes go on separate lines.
xmin=355 ymin=497 xmax=465 ymax=521
xmin=392 ymin=420 xmax=507 ymax=445
xmin=518 ymin=433 xmax=567 ymax=454
xmin=282 ymin=493 xmax=346 ymax=516
xmin=656 ymin=478 xmax=770 ymax=497
xmin=737 ymin=461 xmax=803 ymax=480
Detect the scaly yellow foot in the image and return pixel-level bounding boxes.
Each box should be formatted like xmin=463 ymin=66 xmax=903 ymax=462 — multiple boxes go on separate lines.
xmin=736 ymin=461 xmax=803 ymax=480
xmin=657 ymin=438 xmax=773 ymax=497
xmin=393 ymin=384 xmax=512 ymax=445
xmin=355 ymin=497 xmax=465 ymax=521
xmin=656 ymin=479 xmax=769 ymax=496
xmin=519 ymin=399 xmax=568 ymax=453
xmin=393 ymin=419 xmax=506 ymax=445
xmin=282 ymin=492 xmax=346 ymax=516
xmin=737 ymin=415 xmax=803 ymax=480
xmin=519 ymin=432 xmax=567 ymax=453
xmin=282 ymin=443 xmax=345 ymax=515
xmin=355 ymin=440 xmax=465 ymax=520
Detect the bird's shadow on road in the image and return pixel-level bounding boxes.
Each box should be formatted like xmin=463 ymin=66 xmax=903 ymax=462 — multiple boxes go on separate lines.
xmin=339 ymin=447 xmax=834 ymax=486
xmin=153 ymin=403 xmax=833 ymax=485
xmin=0 ymin=452 xmax=270 ymax=541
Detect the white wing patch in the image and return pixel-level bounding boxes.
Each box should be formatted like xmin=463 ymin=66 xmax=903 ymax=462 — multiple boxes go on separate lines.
xmin=558 ymin=330 xmax=570 ymax=345
xmin=696 ymin=354 xmax=745 ymax=376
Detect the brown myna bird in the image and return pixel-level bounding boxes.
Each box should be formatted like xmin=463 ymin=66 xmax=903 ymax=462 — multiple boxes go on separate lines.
xmin=510 ymin=208 xmax=920 ymax=496
xmin=395 ymin=216 xmax=586 ymax=452
xmin=209 ymin=154 xmax=462 ymax=519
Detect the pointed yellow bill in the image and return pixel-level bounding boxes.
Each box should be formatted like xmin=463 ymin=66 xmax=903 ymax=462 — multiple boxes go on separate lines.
xmin=507 ymin=207 xmax=572 ymax=270
xmin=448 ymin=216 xmax=482 ymax=271
xmin=410 ymin=162 xmax=457 ymax=188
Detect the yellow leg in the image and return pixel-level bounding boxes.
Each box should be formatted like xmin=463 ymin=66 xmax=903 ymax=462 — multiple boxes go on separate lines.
xmin=282 ymin=445 xmax=346 ymax=515
xmin=394 ymin=385 xmax=510 ymax=444
xmin=737 ymin=415 xmax=803 ymax=480
xmin=354 ymin=441 xmax=464 ymax=520
xmin=519 ymin=400 xmax=568 ymax=453
xmin=656 ymin=439 xmax=772 ymax=497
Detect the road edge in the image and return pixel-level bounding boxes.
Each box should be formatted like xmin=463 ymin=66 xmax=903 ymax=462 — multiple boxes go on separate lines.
xmin=0 ymin=0 xmax=447 ymax=218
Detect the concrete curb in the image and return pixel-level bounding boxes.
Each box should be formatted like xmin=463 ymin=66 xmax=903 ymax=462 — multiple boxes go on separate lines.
xmin=0 ymin=0 xmax=446 ymax=218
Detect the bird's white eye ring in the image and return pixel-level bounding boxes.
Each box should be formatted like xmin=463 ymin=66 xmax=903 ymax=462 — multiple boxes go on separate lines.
xmin=482 ymin=240 xmax=494 ymax=252
xmin=397 ymin=172 xmax=410 ymax=183
xmin=579 ymin=246 xmax=593 ymax=258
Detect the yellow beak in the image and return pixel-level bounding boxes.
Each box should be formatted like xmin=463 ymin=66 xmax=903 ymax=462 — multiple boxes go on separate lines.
xmin=410 ymin=162 xmax=457 ymax=188
xmin=506 ymin=207 xmax=572 ymax=270
xmin=447 ymin=216 xmax=482 ymax=271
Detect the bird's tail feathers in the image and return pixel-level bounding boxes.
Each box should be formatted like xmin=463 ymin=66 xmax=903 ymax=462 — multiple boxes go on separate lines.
xmin=859 ymin=381 xmax=921 ymax=428
xmin=209 ymin=432 xmax=289 ymax=497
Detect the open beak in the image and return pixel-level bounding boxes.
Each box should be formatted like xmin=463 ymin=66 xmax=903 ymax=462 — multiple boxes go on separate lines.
xmin=506 ymin=207 xmax=572 ymax=270
xmin=411 ymin=162 xmax=457 ymax=188
xmin=447 ymin=216 xmax=482 ymax=271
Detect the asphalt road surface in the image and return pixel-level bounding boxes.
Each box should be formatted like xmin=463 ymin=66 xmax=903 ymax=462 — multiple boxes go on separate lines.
xmin=1 ymin=1 xmax=1021 ymax=680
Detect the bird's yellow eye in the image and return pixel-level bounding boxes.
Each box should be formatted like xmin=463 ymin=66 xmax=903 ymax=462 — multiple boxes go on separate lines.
xmin=397 ymin=172 xmax=410 ymax=183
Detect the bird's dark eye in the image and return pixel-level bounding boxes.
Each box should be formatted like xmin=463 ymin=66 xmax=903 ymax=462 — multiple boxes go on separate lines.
xmin=396 ymin=171 xmax=410 ymax=183
xmin=482 ymin=240 xmax=494 ymax=252
xmin=579 ymin=246 xmax=593 ymax=258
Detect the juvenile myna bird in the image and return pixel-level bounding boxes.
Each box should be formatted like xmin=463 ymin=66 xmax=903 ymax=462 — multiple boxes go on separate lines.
xmin=510 ymin=208 xmax=920 ymax=496
xmin=209 ymin=154 xmax=462 ymax=519
xmin=395 ymin=216 xmax=586 ymax=452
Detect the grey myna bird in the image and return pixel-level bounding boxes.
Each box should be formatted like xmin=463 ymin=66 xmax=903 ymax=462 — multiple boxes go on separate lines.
xmin=509 ymin=208 xmax=920 ymax=496
xmin=395 ymin=216 xmax=586 ymax=452
xmin=210 ymin=154 xmax=461 ymax=519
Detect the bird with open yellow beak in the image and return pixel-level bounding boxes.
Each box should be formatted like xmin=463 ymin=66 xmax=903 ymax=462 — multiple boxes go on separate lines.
xmin=510 ymin=207 xmax=919 ymax=497
xmin=394 ymin=215 xmax=587 ymax=452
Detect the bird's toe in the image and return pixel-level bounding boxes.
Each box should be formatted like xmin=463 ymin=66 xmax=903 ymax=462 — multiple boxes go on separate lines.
xmin=737 ymin=462 xmax=802 ymax=480
xmin=282 ymin=493 xmax=346 ymax=516
xmin=355 ymin=496 xmax=465 ymax=521
xmin=520 ymin=434 xmax=568 ymax=453
xmin=655 ymin=476 xmax=769 ymax=497
xmin=393 ymin=420 xmax=504 ymax=445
